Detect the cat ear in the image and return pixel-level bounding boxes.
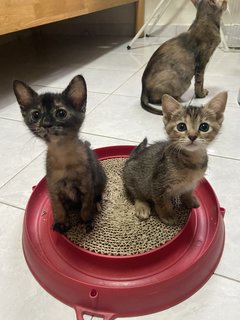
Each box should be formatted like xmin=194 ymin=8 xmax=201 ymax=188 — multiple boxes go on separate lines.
xmin=63 ymin=75 xmax=87 ymax=112
xmin=205 ymin=91 xmax=228 ymax=116
xmin=208 ymin=0 xmax=216 ymax=7
xmin=162 ymin=94 xmax=182 ymax=120
xmin=221 ymin=0 xmax=227 ymax=11
xmin=191 ymin=0 xmax=200 ymax=7
xmin=13 ymin=80 xmax=38 ymax=110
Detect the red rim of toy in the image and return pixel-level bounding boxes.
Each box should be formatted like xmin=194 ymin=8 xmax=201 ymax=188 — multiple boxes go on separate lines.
xmin=22 ymin=145 xmax=225 ymax=320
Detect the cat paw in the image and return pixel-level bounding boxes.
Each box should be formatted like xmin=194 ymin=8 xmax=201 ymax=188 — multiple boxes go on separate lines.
xmin=96 ymin=202 xmax=102 ymax=213
xmin=181 ymin=193 xmax=200 ymax=209
xmin=195 ymin=89 xmax=209 ymax=98
xmin=135 ymin=200 xmax=151 ymax=220
xmin=159 ymin=215 xmax=177 ymax=226
xmin=191 ymin=197 xmax=200 ymax=208
xmin=183 ymin=196 xmax=200 ymax=209
xmin=85 ymin=221 xmax=94 ymax=233
xmin=52 ymin=222 xmax=71 ymax=234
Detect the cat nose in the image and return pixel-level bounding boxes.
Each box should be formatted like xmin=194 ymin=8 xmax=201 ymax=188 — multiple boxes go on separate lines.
xmin=42 ymin=122 xmax=52 ymax=129
xmin=188 ymin=135 xmax=197 ymax=142
xmin=42 ymin=118 xmax=52 ymax=128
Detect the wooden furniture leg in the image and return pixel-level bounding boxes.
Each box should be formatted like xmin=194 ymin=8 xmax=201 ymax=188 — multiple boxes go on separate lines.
xmin=135 ymin=0 xmax=145 ymax=35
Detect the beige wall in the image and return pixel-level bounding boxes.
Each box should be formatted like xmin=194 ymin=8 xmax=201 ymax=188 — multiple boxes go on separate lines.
xmin=145 ymin=0 xmax=196 ymax=25
xmin=145 ymin=0 xmax=237 ymax=26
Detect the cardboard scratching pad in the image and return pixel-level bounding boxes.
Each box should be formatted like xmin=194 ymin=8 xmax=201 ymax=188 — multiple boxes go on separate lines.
xmin=66 ymin=158 xmax=189 ymax=255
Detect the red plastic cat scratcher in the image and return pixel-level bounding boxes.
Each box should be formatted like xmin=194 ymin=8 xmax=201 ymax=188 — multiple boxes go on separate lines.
xmin=22 ymin=145 xmax=225 ymax=320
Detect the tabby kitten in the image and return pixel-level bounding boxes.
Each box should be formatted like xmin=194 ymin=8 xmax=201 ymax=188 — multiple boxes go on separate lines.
xmin=141 ymin=0 xmax=227 ymax=115
xmin=13 ymin=75 xmax=107 ymax=233
xmin=123 ymin=91 xmax=227 ymax=225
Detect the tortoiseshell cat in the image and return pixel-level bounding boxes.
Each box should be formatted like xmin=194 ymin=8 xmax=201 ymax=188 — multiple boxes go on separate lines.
xmin=141 ymin=0 xmax=227 ymax=115
xmin=123 ymin=91 xmax=227 ymax=225
xmin=13 ymin=75 xmax=107 ymax=233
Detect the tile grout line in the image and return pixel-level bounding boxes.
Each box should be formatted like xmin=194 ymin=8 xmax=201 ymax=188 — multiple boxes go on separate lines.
xmin=0 ymin=150 xmax=45 ymax=191
xmin=80 ymin=64 xmax=145 ymax=115
xmin=208 ymin=153 xmax=240 ymax=162
xmin=81 ymin=132 xmax=240 ymax=162
xmin=0 ymin=116 xmax=22 ymax=123
xmin=82 ymin=64 xmax=145 ymax=118
xmin=81 ymin=131 xmax=140 ymax=144
xmin=31 ymin=83 xmax=117 ymax=95
xmin=0 ymin=201 xmax=25 ymax=211
xmin=111 ymin=68 xmax=145 ymax=95
xmin=214 ymin=272 xmax=240 ymax=284
xmin=85 ymin=94 xmax=112 ymax=117
xmin=31 ymin=64 xmax=147 ymax=89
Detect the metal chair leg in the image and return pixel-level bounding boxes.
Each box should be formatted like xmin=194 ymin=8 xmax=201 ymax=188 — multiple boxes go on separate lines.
xmin=127 ymin=0 xmax=172 ymax=49
xmin=146 ymin=0 xmax=172 ymax=36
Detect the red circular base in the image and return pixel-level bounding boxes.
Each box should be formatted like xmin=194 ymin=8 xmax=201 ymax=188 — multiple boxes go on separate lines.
xmin=22 ymin=145 xmax=225 ymax=320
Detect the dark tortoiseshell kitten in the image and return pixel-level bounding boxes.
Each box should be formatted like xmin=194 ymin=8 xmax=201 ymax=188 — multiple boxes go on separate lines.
xmin=13 ymin=75 xmax=107 ymax=233
xmin=123 ymin=91 xmax=227 ymax=225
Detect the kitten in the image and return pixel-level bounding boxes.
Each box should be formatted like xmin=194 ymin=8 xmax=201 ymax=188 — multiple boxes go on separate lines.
xmin=123 ymin=91 xmax=227 ymax=225
xmin=13 ymin=75 xmax=107 ymax=234
xmin=141 ymin=0 xmax=227 ymax=115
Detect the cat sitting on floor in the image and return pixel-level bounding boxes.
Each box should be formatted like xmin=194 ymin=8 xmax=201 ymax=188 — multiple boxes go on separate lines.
xmin=13 ymin=75 xmax=107 ymax=234
xmin=141 ymin=0 xmax=227 ymax=115
xmin=123 ymin=91 xmax=227 ymax=225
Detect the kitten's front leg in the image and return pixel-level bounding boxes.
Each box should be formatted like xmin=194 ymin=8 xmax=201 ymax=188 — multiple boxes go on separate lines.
xmin=80 ymin=191 xmax=95 ymax=232
xmin=134 ymin=199 xmax=151 ymax=220
xmin=154 ymin=197 xmax=177 ymax=225
xmin=51 ymin=196 xmax=70 ymax=234
xmin=194 ymin=65 xmax=208 ymax=98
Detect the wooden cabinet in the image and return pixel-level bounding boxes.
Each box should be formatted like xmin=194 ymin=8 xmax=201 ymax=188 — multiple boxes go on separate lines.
xmin=0 ymin=0 xmax=144 ymax=36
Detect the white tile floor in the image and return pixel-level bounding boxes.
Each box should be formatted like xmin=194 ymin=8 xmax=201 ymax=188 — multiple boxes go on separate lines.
xmin=0 ymin=34 xmax=240 ymax=320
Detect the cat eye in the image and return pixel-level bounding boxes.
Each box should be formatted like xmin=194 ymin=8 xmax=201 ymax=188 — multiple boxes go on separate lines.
xmin=177 ymin=122 xmax=187 ymax=132
xmin=31 ymin=110 xmax=41 ymax=121
xmin=55 ymin=109 xmax=67 ymax=119
xmin=199 ymin=123 xmax=209 ymax=132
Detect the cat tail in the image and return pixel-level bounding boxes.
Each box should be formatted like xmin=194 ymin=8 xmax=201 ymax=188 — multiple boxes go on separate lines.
xmin=130 ymin=138 xmax=148 ymax=158
xmin=141 ymin=90 xmax=163 ymax=116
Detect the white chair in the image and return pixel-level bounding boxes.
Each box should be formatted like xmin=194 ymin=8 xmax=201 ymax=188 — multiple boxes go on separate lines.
xmin=127 ymin=0 xmax=229 ymax=50
xmin=127 ymin=0 xmax=172 ymax=49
